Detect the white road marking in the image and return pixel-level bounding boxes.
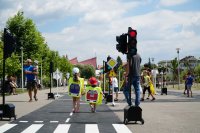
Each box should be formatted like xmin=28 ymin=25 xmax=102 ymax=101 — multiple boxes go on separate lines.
xmin=112 ymin=124 xmax=132 ymax=133
xmin=69 ymin=112 xmax=73 ymax=116
xmin=0 ymin=124 xmax=17 ymax=133
xmin=85 ymin=124 xmax=99 ymax=133
xmin=34 ymin=121 xmax=43 ymax=123
xmin=19 ymin=121 xmax=28 ymax=123
xmin=21 ymin=124 xmax=44 ymax=133
xmin=53 ymin=124 xmax=70 ymax=133
xmin=65 ymin=118 xmax=70 ymax=123
xmin=50 ymin=121 xmax=59 ymax=123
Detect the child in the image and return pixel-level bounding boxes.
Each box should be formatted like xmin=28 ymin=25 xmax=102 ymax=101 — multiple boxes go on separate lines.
xmin=9 ymin=76 xmax=18 ymax=95
xmin=68 ymin=67 xmax=84 ymax=113
xmin=85 ymin=77 xmax=104 ymax=113
xmin=141 ymin=70 xmax=156 ymax=101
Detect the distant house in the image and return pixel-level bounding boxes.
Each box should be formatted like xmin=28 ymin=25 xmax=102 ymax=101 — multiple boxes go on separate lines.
xmin=180 ymin=56 xmax=200 ymax=70
xmin=69 ymin=57 xmax=78 ymax=65
xmin=69 ymin=57 xmax=97 ymax=69
xmin=157 ymin=56 xmax=200 ymax=72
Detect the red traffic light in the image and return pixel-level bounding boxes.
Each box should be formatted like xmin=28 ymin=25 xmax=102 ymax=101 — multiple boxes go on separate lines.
xmin=129 ymin=30 xmax=137 ymax=37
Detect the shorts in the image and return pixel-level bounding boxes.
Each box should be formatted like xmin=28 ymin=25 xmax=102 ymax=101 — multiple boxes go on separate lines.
xmin=187 ymin=84 xmax=192 ymax=90
xmin=27 ymin=81 xmax=37 ymax=90
xmin=114 ymin=87 xmax=119 ymax=92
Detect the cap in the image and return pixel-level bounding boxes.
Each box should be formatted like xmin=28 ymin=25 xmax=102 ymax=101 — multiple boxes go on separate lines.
xmin=89 ymin=77 xmax=98 ymax=85
xmin=26 ymin=59 xmax=32 ymax=63
xmin=34 ymin=60 xmax=39 ymax=65
xmin=72 ymin=67 xmax=79 ymax=74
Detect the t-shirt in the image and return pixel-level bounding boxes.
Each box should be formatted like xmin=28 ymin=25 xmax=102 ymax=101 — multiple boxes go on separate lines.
xmin=112 ymin=77 xmax=118 ymax=88
xmin=186 ymin=76 xmax=193 ymax=85
xmin=24 ymin=65 xmax=36 ymax=81
xmin=144 ymin=75 xmax=150 ymax=87
xmin=131 ymin=53 xmax=141 ymax=76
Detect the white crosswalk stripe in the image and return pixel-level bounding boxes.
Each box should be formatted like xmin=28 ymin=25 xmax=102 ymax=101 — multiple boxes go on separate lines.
xmin=21 ymin=124 xmax=44 ymax=133
xmin=0 ymin=123 xmax=132 ymax=132
xmin=0 ymin=124 xmax=17 ymax=133
xmin=85 ymin=124 xmax=99 ymax=133
xmin=112 ymin=124 xmax=132 ymax=133
xmin=53 ymin=124 xmax=71 ymax=133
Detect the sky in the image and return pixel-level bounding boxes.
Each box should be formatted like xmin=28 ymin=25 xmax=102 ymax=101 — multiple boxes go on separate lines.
xmin=0 ymin=0 xmax=200 ymax=66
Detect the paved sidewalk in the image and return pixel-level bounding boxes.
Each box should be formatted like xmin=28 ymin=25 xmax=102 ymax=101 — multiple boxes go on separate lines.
xmin=0 ymin=87 xmax=67 ymax=126
xmin=108 ymin=88 xmax=200 ymax=133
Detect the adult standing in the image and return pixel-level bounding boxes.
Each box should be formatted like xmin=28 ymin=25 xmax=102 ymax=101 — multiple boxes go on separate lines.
xmin=186 ymin=72 xmax=194 ymax=97
xmin=123 ymin=53 xmax=142 ymax=106
xmin=24 ymin=59 xmax=38 ymax=102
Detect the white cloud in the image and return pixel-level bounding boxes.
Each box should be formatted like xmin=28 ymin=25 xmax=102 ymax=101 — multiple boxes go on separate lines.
xmin=0 ymin=0 xmax=200 ymax=65
xmin=159 ymin=0 xmax=188 ymax=7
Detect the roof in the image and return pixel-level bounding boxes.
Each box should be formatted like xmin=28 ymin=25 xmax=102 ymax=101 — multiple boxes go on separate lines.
xmin=69 ymin=57 xmax=97 ymax=68
xmin=79 ymin=57 xmax=97 ymax=68
xmin=69 ymin=57 xmax=78 ymax=65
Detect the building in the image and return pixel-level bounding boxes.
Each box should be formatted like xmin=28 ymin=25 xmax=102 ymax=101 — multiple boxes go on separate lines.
xmin=158 ymin=56 xmax=200 ymax=71
xmin=69 ymin=57 xmax=97 ymax=69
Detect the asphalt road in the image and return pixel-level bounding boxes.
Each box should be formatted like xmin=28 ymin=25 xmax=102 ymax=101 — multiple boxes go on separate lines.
xmin=1 ymin=88 xmax=200 ymax=133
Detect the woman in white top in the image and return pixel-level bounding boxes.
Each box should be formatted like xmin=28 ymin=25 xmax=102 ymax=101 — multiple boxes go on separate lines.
xmin=112 ymin=77 xmax=119 ymax=101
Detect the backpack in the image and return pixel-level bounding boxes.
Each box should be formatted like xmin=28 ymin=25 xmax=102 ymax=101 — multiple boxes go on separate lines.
xmin=69 ymin=83 xmax=81 ymax=97
xmin=86 ymin=90 xmax=98 ymax=103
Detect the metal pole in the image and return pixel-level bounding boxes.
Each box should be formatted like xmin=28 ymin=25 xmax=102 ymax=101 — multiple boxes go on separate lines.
xmin=41 ymin=61 xmax=42 ymax=87
xmin=21 ymin=47 xmax=24 ymax=91
xmin=176 ymin=48 xmax=180 ymax=90
xmin=118 ymin=70 xmax=120 ymax=93
xmin=103 ymin=61 xmax=105 ymax=93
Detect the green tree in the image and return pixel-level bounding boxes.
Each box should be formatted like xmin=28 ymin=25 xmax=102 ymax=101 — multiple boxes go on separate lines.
xmin=58 ymin=56 xmax=72 ymax=78
xmin=75 ymin=64 xmax=95 ymax=79
xmin=194 ymin=64 xmax=200 ymax=83
xmin=169 ymin=58 xmax=178 ymax=88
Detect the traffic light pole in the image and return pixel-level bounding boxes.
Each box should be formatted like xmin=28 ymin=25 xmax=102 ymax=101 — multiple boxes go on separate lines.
xmin=103 ymin=61 xmax=105 ymax=93
xmin=128 ymin=56 xmax=133 ymax=105
xmin=2 ymin=28 xmax=7 ymax=106
xmin=2 ymin=54 xmax=6 ymax=106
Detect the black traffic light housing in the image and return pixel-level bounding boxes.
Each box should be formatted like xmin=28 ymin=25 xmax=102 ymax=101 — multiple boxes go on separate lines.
xmin=128 ymin=27 xmax=137 ymax=56
xmin=104 ymin=56 xmax=112 ymax=73
xmin=3 ymin=28 xmax=17 ymax=59
xmin=116 ymin=33 xmax=128 ymax=54
xmin=116 ymin=27 xmax=137 ymax=56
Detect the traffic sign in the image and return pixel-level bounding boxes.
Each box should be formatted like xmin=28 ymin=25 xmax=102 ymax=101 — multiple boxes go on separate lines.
xmin=107 ymin=58 xmax=117 ymax=69
xmin=109 ymin=70 xmax=117 ymax=77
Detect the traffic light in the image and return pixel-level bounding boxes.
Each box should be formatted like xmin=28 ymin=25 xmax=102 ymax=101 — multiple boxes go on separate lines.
xmin=3 ymin=28 xmax=17 ymax=59
xmin=104 ymin=56 xmax=112 ymax=73
xmin=116 ymin=33 xmax=128 ymax=54
xmin=128 ymin=27 xmax=137 ymax=56
xmin=50 ymin=61 xmax=54 ymax=73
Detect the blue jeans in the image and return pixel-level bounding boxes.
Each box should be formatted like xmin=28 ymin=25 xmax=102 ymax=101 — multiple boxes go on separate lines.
xmin=123 ymin=76 xmax=140 ymax=106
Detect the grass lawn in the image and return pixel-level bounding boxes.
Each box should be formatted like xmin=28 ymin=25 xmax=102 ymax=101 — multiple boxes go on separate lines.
xmin=167 ymin=83 xmax=200 ymax=90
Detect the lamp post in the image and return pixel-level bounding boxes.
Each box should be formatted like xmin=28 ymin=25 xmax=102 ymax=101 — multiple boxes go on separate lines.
xmin=176 ymin=48 xmax=180 ymax=90
xmin=20 ymin=47 xmax=24 ymax=91
xmin=41 ymin=60 xmax=43 ymax=88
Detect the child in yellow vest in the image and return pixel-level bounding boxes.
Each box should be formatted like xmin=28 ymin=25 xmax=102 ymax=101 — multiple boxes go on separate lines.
xmin=68 ymin=67 xmax=84 ymax=113
xmin=141 ymin=70 xmax=156 ymax=101
xmin=85 ymin=77 xmax=104 ymax=113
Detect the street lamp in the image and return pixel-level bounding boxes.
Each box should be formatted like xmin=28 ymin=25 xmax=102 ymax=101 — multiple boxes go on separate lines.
xmin=20 ymin=47 xmax=24 ymax=91
xmin=176 ymin=48 xmax=180 ymax=90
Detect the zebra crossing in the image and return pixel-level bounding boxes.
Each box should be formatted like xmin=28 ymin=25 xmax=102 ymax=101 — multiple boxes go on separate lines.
xmin=0 ymin=123 xmax=132 ymax=133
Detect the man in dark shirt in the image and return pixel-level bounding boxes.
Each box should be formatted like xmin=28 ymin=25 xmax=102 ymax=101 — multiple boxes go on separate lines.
xmin=123 ymin=53 xmax=141 ymax=106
